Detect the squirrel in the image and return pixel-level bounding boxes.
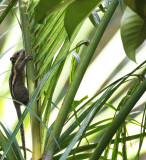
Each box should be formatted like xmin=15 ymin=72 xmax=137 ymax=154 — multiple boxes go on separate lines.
xmin=9 ymin=49 xmax=33 ymax=159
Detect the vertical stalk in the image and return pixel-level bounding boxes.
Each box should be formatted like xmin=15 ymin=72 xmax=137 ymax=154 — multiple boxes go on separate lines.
xmin=18 ymin=0 xmax=41 ymax=159
xmin=43 ymin=0 xmax=119 ymax=159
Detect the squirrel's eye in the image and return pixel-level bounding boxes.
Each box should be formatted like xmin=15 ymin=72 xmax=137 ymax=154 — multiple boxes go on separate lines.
xmin=16 ymin=52 xmax=20 ymax=55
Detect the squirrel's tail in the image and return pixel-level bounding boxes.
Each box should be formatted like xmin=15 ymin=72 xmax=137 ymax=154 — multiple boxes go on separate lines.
xmin=15 ymin=103 xmax=26 ymax=159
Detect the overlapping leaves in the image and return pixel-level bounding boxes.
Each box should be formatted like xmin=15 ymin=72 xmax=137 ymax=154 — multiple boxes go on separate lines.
xmin=35 ymin=0 xmax=103 ymax=39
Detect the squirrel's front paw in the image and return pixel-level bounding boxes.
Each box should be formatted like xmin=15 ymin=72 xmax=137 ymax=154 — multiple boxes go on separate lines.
xmin=25 ymin=56 xmax=33 ymax=61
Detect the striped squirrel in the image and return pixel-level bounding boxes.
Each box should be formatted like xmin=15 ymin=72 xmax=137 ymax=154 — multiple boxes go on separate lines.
xmin=9 ymin=49 xmax=33 ymax=159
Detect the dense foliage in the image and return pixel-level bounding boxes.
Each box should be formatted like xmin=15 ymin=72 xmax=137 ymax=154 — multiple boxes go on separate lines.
xmin=0 ymin=0 xmax=146 ymax=160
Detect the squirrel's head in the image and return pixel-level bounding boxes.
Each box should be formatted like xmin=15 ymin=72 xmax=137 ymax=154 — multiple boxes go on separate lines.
xmin=10 ymin=49 xmax=25 ymax=65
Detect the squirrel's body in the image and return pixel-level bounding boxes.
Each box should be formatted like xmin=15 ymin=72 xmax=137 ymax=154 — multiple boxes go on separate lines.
xmin=9 ymin=49 xmax=33 ymax=159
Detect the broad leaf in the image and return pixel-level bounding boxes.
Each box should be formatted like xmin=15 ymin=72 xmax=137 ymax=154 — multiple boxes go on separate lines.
xmin=120 ymin=7 xmax=146 ymax=62
xmin=35 ymin=0 xmax=75 ymax=23
xmin=123 ymin=0 xmax=146 ymax=20
xmin=64 ymin=0 xmax=103 ymax=39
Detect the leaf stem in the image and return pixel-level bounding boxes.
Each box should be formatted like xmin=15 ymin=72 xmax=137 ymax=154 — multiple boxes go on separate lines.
xmin=18 ymin=0 xmax=41 ymax=159
xmin=43 ymin=0 xmax=119 ymax=159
